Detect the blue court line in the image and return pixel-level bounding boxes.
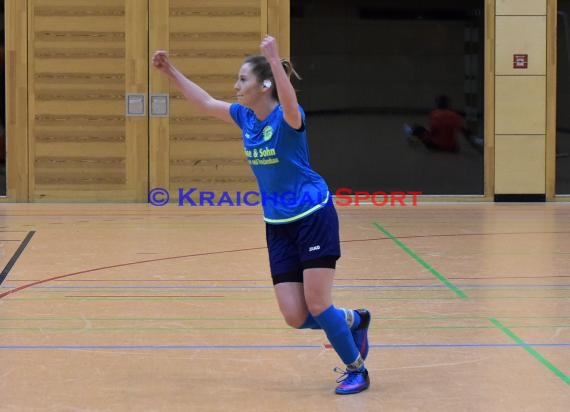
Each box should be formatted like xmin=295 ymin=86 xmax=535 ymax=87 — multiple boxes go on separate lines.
xmin=2 ymin=284 xmax=570 ymax=290
xmin=1 ymin=343 xmax=569 ymax=350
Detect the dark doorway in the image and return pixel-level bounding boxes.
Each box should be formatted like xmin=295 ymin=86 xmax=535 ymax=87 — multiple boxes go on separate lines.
xmin=557 ymin=1 xmax=570 ymax=194
xmin=291 ymin=0 xmax=485 ymax=195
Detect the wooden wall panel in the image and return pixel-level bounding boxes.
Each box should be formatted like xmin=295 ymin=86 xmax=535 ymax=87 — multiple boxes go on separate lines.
xmin=493 ymin=0 xmax=549 ymax=196
xmin=495 ymin=135 xmax=545 ymax=193
xmin=3 ymin=0 xmax=28 ymax=201
xmin=546 ymin=0 xmax=556 ymax=199
xmin=495 ymin=16 xmax=546 ymax=75
xmin=495 ymin=76 xmax=546 ymax=134
xmin=149 ymin=0 xmax=170 ymax=193
xmin=267 ymin=0 xmax=289 ymax=55
xmin=496 ymin=0 xmax=547 ymax=15
xmin=28 ymin=0 xmax=148 ymax=201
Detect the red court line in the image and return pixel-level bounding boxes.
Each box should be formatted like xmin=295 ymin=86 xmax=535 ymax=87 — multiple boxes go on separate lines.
xmin=7 ymin=275 xmax=570 ymax=283
xmin=66 ymin=295 xmax=225 ymax=298
xmin=0 ymin=246 xmax=266 ymax=300
xmin=0 ymin=212 xmax=259 ymax=218
xmin=7 ymin=279 xmax=267 ymax=282
xmin=3 ymin=230 xmax=569 ymax=299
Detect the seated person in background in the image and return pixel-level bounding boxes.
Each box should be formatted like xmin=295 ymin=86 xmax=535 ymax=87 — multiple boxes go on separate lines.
xmin=404 ymin=94 xmax=483 ymax=153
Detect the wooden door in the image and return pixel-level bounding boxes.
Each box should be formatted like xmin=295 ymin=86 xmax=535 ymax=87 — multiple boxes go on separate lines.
xmin=149 ymin=0 xmax=278 ymax=200
xmin=27 ymin=0 xmax=148 ymax=201
xmin=21 ymin=0 xmax=289 ymax=202
xmin=4 ymin=0 xmax=28 ymax=201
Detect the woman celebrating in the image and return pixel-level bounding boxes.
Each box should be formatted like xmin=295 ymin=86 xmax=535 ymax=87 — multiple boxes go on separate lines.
xmin=152 ymin=36 xmax=371 ymax=395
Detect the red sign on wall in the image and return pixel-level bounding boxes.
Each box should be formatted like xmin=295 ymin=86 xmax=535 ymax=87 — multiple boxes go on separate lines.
xmin=513 ymin=54 xmax=528 ymax=69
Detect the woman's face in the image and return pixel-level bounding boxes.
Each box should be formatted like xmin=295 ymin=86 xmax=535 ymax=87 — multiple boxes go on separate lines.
xmin=234 ymin=63 xmax=264 ymax=108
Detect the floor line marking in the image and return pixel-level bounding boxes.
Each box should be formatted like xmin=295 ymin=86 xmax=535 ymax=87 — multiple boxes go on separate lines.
xmin=0 ymin=231 xmax=35 ymax=286
xmin=489 ymin=317 xmax=570 ymax=385
xmin=1 ymin=343 xmax=570 ymax=350
xmin=373 ymin=223 xmax=467 ymax=298
xmin=2 ymin=283 xmax=569 ymax=290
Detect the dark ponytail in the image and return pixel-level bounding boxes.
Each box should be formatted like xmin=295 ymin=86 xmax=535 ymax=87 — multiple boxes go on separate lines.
xmin=243 ymin=55 xmax=301 ymax=101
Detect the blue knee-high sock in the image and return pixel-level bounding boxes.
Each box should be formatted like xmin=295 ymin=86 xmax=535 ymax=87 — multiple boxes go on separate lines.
xmin=299 ymin=309 xmax=361 ymax=331
xmin=314 ymin=305 xmax=363 ymax=369
xmin=299 ymin=313 xmax=321 ymax=329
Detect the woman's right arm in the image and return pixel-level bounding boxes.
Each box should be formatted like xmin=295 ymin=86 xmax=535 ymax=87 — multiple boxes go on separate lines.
xmin=152 ymin=50 xmax=233 ymax=124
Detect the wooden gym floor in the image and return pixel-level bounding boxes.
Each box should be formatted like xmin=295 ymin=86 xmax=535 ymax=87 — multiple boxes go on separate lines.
xmin=0 ymin=202 xmax=569 ymax=411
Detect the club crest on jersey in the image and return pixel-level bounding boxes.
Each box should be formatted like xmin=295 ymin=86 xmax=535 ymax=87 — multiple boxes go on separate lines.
xmin=262 ymin=126 xmax=274 ymax=142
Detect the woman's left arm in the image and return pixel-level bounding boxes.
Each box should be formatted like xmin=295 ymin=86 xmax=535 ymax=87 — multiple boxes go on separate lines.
xmin=260 ymin=36 xmax=302 ymax=130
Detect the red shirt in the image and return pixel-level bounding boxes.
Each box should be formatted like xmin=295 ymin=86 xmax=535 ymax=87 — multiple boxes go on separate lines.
xmin=428 ymin=109 xmax=464 ymax=152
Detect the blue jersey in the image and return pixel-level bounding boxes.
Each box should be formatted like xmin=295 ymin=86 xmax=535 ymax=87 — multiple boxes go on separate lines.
xmin=229 ymin=103 xmax=329 ymax=224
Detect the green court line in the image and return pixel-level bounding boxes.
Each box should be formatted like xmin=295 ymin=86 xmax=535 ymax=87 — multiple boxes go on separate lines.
xmin=490 ymin=317 xmax=570 ymax=386
xmin=373 ymin=223 xmax=468 ymax=299
xmin=373 ymin=222 xmax=570 ymax=385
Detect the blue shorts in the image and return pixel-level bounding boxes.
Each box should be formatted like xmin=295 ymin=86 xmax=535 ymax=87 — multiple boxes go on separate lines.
xmin=265 ymin=198 xmax=341 ymax=284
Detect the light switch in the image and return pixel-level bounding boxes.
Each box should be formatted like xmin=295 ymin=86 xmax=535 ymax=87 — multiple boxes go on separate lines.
xmin=151 ymin=94 xmax=169 ymax=117
xmin=126 ymin=93 xmax=145 ymax=116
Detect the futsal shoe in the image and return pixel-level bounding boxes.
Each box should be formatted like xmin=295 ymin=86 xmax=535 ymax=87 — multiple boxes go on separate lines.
xmin=334 ymin=367 xmax=370 ymax=395
xmin=352 ymin=309 xmax=371 ymax=360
